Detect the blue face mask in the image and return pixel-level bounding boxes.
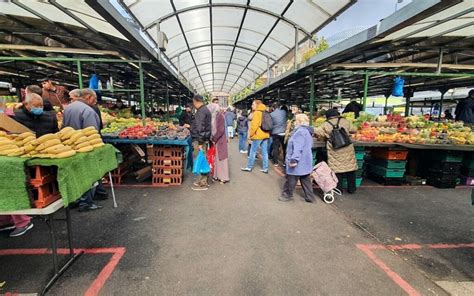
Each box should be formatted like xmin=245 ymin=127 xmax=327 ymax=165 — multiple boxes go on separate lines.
xmin=31 ymin=107 xmax=44 ymax=116
xmin=0 ymin=109 xmax=4 ymax=113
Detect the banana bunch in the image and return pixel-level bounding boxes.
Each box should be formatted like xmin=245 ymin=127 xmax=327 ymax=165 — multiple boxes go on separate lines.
xmin=59 ymin=127 xmax=104 ymax=153
xmin=0 ymin=132 xmax=31 ymax=157
xmin=33 ymin=133 xmax=76 ymax=159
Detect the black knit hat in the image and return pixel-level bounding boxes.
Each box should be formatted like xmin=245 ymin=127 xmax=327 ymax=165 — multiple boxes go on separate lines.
xmin=193 ymin=94 xmax=204 ymax=102
xmin=325 ymin=109 xmax=340 ymax=119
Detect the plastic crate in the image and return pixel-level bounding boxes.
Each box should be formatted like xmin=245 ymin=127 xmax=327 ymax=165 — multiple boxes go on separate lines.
xmin=355 ymin=146 xmax=365 ymax=151
xmin=371 ymin=149 xmax=408 ymax=160
xmin=148 ymin=146 xmax=184 ymax=160
xmin=341 ymin=177 xmax=362 ymax=188
xmin=368 ymin=173 xmax=404 ymax=186
xmin=152 ymin=175 xmax=183 ymax=187
xmin=28 ymin=166 xmax=57 ymax=187
xmin=152 ymin=158 xmax=184 ymax=168
xmin=369 ymin=159 xmax=407 ymax=169
xmin=430 ymin=162 xmax=462 ymax=173
xmin=427 ymin=171 xmax=458 ymax=182
xmin=357 ymin=159 xmax=364 ymax=168
xmin=355 ymin=151 xmax=366 ymax=160
xmin=29 ymin=180 xmax=61 ymax=208
xmin=153 ymin=167 xmax=183 ymax=176
xmin=368 ymin=164 xmax=405 ymax=178
xmin=462 ymin=158 xmax=474 ymax=169
xmin=427 ymin=151 xmax=463 ymax=163
xmin=427 ymin=178 xmax=457 ymax=189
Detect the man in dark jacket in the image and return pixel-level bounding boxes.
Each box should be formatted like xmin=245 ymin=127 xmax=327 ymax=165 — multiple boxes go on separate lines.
xmin=455 ymin=89 xmax=474 ymax=123
xmin=343 ymin=99 xmax=363 ymax=118
xmin=179 ymin=104 xmax=193 ymax=127
xmin=191 ymin=95 xmax=212 ymax=191
xmin=13 ymin=93 xmax=59 ymax=137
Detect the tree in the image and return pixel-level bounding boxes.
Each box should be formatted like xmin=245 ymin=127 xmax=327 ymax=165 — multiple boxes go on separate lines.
xmin=302 ymin=36 xmax=329 ymax=63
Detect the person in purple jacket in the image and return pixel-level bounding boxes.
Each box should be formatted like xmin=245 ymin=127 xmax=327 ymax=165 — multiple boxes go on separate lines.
xmin=279 ymin=114 xmax=316 ymax=203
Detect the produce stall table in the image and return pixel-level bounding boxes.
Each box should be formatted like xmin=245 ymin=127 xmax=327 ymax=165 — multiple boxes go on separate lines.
xmin=0 ymin=145 xmax=119 ymax=295
xmin=0 ymin=199 xmax=80 ymax=296
xmin=313 ymin=140 xmax=474 ymax=151
xmin=103 ymin=136 xmax=193 ymax=171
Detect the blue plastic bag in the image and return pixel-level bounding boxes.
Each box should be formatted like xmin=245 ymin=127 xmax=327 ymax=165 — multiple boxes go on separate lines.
xmin=193 ymin=150 xmax=211 ymax=175
xmin=392 ymin=76 xmax=404 ymax=97
xmin=88 ymin=74 xmax=99 ymax=90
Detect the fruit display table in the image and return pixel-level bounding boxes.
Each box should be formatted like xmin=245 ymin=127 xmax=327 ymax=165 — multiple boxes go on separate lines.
xmin=103 ymin=136 xmax=193 ymax=171
xmin=0 ymin=144 xmax=119 ymax=211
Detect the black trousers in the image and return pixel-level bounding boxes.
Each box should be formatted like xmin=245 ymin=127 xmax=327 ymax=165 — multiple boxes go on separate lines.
xmin=336 ymin=171 xmax=357 ymax=193
xmin=282 ymin=174 xmax=316 ymax=202
xmin=271 ymin=135 xmax=286 ymax=164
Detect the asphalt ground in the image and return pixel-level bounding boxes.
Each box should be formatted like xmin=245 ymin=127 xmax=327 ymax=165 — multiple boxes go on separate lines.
xmin=0 ymin=139 xmax=472 ymax=295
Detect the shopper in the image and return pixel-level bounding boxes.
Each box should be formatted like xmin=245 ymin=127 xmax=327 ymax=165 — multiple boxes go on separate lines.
xmin=179 ymin=104 xmax=193 ymax=127
xmin=343 ymin=99 xmax=363 ymax=118
xmin=279 ymin=114 xmax=316 ymax=203
xmin=247 ymin=110 xmax=254 ymax=157
xmin=224 ymin=108 xmax=237 ymax=139
xmin=191 ymin=95 xmax=212 ymax=191
xmin=242 ymin=100 xmax=270 ymax=173
xmin=26 ymin=84 xmax=53 ymax=111
xmin=12 ymin=93 xmax=59 ymax=137
xmin=0 ymin=215 xmax=33 ymax=237
xmin=315 ymin=109 xmax=358 ymax=194
xmin=63 ymin=89 xmax=102 ymax=211
xmin=41 ymin=78 xmax=69 ymax=109
xmin=270 ymin=103 xmax=288 ymax=166
xmin=236 ymin=112 xmax=249 ymax=153
xmin=455 ymin=89 xmax=474 ymax=124
xmin=444 ymin=109 xmax=454 ymax=120
xmin=209 ymin=103 xmax=230 ymax=183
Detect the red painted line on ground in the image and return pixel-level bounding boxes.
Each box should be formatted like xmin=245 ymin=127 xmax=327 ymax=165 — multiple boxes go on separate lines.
xmin=356 ymin=244 xmax=421 ymax=296
xmin=0 ymin=247 xmax=126 ymax=296
xmin=427 ymin=243 xmax=474 ymax=249
xmin=84 ymin=247 xmax=126 ymax=296
xmin=386 ymin=244 xmax=423 ymax=251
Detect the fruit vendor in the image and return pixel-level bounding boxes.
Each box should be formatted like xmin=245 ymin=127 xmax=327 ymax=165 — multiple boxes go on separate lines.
xmin=41 ymin=78 xmax=69 ymax=109
xmin=12 ymin=93 xmax=59 ymax=137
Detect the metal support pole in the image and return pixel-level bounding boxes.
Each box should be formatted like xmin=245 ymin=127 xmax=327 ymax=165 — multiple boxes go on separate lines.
xmin=362 ymin=73 xmax=369 ymax=111
xmin=76 ymin=60 xmax=83 ymax=88
xmin=384 ymin=96 xmax=389 ymax=115
xmin=267 ymin=57 xmax=271 ymax=86
xmin=309 ymin=73 xmax=315 ymax=126
xmin=177 ymin=54 xmax=181 ymax=80
xmin=138 ymin=62 xmax=146 ymax=126
xmin=166 ymin=82 xmax=170 ymax=121
xmin=436 ymin=48 xmax=444 ymax=75
xmin=405 ymin=92 xmax=412 ymax=117
xmin=294 ymin=26 xmax=299 ymax=71
xmin=438 ymin=88 xmax=448 ymax=120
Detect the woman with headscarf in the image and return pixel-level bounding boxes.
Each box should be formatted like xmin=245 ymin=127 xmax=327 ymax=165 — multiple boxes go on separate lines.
xmin=207 ymin=103 xmax=230 ymax=183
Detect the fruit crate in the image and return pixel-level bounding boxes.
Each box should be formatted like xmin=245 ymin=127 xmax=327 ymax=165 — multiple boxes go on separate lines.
xmin=427 ymin=171 xmax=458 ymax=182
xmin=461 ymin=166 xmax=474 ymax=177
xmin=147 ymin=145 xmax=184 ymax=160
xmin=28 ymin=166 xmax=57 ymax=187
xmin=29 ymin=180 xmax=61 ymax=208
xmin=152 ymin=158 xmax=184 ymax=168
xmin=153 ymin=167 xmax=183 ymax=176
xmin=371 ymin=148 xmax=408 ymax=160
xmin=369 ymin=159 xmax=407 ymax=169
xmin=355 ymin=168 xmax=364 ymax=178
xmin=368 ymin=164 xmax=405 ymax=178
xmin=108 ymin=163 xmax=130 ymax=185
xmin=152 ymin=175 xmax=183 ymax=187
xmin=462 ymin=158 xmax=474 ymax=169
xmin=341 ymin=177 xmax=363 ymax=188
xmin=355 ymin=146 xmax=365 ymax=152
xmin=430 ymin=162 xmax=462 ymax=173
xmin=368 ymin=173 xmax=405 ymax=186
xmin=357 ymin=159 xmax=364 ymax=168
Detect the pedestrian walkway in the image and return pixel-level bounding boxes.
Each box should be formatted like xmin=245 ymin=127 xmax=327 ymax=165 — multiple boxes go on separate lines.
xmin=1 ymin=139 xmax=448 ymax=295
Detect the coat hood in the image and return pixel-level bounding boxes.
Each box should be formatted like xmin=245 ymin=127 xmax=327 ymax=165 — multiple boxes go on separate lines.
xmin=296 ymin=125 xmax=314 ymax=136
xmin=256 ymin=103 xmax=266 ymax=112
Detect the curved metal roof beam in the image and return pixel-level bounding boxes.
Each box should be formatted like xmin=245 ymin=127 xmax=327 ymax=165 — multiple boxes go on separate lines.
xmin=169 ymin=43 xmax=278 ymax=61
xmin=167 ymin=25 xmax=292 ymax=50
xmin=200 ymin=79 xmax=248 ymax=89
xmin=180 ymin=61 xmax=265 ymax=76
xmin=188 ymin=71 xmax=252 ymax=85
xmin=172 ymin=47 xmax=269 ymax=66
xmin=143 ymin=3 xmax=311 ymax=37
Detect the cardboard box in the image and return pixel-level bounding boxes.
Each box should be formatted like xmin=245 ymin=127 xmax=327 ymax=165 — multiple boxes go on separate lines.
xmin=0 ymin=113 xmax=33 ymax=134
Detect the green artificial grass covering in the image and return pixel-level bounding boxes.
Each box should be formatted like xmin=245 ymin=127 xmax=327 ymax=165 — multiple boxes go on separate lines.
xmin=0 ymin=144 xmax=118 ymax=211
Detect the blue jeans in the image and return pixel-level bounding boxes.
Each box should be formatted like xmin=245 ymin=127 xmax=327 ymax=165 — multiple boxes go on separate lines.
xmin=246 ymin=139 xmax=269 ymax=171
xmin=78 ymin=187 xmax=96 ymax=208
xmin=238 ymin=131 xmax=248 ymax=151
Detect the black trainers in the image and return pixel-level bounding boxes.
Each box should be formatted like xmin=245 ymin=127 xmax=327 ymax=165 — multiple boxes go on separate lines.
xmin=79 ymin=204 xmax=103 ymax=212
xmin=9 ymin=222 xmax=34 ymax=237
xmin=0 ymin=224 xmax=15 ymax=232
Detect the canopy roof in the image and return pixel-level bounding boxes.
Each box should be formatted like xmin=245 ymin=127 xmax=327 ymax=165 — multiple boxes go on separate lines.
xmin=0 ymin=0 xmax=193 ymax=102
xmin=104 ymin=0 xmax=355 ymax=95
xmin=235 ymin=0 xmax=474 ymax=107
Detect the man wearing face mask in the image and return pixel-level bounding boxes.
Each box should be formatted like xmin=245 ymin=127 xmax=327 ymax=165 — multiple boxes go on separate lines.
xmin=12 ymin=93 xmax=59 ymax=137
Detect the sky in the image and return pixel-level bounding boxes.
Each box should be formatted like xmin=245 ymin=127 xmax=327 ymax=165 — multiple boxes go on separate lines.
xmin=318 ymin=0 xmax=412 ymax=45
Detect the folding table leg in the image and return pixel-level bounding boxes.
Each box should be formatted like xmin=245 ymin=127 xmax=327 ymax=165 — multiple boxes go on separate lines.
xmin=66 ymin=207 xmax=73 ymax=256
xmin=109 ymin=172 xmax=118 ymax=208
xmin=48 ymin=213 xmax=59 ymax=273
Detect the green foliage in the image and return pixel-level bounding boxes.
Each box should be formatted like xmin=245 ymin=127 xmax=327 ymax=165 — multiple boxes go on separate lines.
xmin=301 ymin=36 xmax=329 ymax=63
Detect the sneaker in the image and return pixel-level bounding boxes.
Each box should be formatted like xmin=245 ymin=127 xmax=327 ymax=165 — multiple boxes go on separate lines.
xmin=9 ymin=222 xmax=34 ymax=237
xmin=241 ymin=167 xmax=252 ymax=172
xmin=79 ymin=204 xmax=103 ymax=212
xmin=192 ymin=186 xmax=209 ymax=191
xmin=239 ymin=150 xmax=244 ymax=153
xmin=278 ymin=196 xmax=293 ymax=202
xmin=260 ymin=169 xmax=269 ymax=174
xmin=0 ymin=224 xmax=15 ymax=232
xmin=242 ymin=150 xmax=248 ymax=154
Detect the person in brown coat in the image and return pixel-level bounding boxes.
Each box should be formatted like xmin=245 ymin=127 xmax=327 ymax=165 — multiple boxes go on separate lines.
xmin=41 ymin=78 xmax=69 ymax=109
xmin=315 ymin=109 xmax=358 ymax=194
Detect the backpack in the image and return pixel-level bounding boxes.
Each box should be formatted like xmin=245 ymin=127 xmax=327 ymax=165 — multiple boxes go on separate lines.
xmin=260 ymin=111 xmax=273 ymax=132
xmin=327 ymin=117 xmax=352 ymax=150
